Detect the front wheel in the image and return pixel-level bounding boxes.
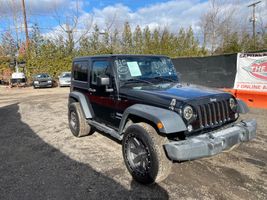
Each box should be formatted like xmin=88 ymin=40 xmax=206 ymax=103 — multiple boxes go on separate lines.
xmin=122 ymin=122 xmax=172 ymax=184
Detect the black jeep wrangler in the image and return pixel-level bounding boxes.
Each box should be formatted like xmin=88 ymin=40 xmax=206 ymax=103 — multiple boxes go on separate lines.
xmin=68 ymin=55 xmax=256 ymax=184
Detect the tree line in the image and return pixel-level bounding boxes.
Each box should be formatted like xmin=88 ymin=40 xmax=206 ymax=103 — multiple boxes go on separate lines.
xmin=0 ymin=23 xmax=206 ymax=79
xmin=1 ymin=21 xmax=266 ymax=80
xmin=1 ymin=0 xmax=267 ymax=81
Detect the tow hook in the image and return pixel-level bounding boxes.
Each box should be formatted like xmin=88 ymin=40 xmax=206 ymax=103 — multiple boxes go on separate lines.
xmin=240 ymin=120 xmax=247 ymax=127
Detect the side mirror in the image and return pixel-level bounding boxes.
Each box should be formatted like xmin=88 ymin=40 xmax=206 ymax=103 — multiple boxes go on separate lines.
xmin=97 ymin=76 xmax=110 ymax=86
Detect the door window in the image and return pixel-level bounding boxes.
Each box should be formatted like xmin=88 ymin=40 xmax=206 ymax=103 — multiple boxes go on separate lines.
xmin=91 ymin=60 xmax=109 ymax=85
xmin=73 ymin=61 xmax=88 ymax=82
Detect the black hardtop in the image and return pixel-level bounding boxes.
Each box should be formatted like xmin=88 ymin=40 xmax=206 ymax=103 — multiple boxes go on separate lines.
xmin=73 ymin=54 xmax=169 ymax=61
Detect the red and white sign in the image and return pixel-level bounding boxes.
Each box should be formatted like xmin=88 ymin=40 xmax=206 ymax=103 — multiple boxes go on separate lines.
xmin=234 ymin=52 xmax=267 ymax=91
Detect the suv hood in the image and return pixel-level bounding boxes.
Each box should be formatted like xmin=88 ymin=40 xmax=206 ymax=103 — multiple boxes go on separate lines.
xmin=120 ymin=83 xmax=232 ymax=107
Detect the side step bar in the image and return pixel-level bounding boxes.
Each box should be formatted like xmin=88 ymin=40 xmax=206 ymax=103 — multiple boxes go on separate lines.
xmin=87 ymin=120 xmax=123 ymax=141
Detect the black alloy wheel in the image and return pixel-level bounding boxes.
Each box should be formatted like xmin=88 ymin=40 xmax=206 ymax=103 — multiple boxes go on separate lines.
xmin=122 ymin=122 xmax=172 ymax=184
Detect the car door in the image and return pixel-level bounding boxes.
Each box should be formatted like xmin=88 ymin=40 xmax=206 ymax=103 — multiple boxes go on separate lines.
xmin=88 ymin=58 xmax=120 ymax=128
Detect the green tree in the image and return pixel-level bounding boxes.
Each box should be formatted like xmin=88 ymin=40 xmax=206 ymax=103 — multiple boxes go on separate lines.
xmin=160 ymin=28 xmax=172 ymax=56
xmin=79 ymin=35 xmax=90 ymax=55
xmin=220 ymin=32 xmax=241 ymax=54
xmin=133 ymin=25 xmax=143 ymax=54
xmin=100 ymin=30 xmax=112 ymax=54
xmin=175 ymin=28 xmax=186 ymax=56
xmin=111 ymin=28 xmax=120 ymax=54
xmin=29 ymin=23 xmax=44 ymax=56
xmin=151 ymin=28 xmax=161 ymax=54
xmin=143 ymin=26 xmax=152 ymax=54
xmin=263 ymin=33 xmax=267 ymax=49
xmin=90 ymin=24 xmax=100 ymax=54
xmin=122 ymin=22 xmax=133 ymax=53
xmin=184 ymin=26 xmax=200 ymax=56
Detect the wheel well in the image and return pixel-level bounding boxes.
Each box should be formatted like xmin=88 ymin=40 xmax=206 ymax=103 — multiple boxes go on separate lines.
xmin=69 ymin=97 xmax=78 ymax=104
xmin=126 ymin=114 xmax=162 ymax=135
xmin=124 ymin=114 xmax=185 ymax=139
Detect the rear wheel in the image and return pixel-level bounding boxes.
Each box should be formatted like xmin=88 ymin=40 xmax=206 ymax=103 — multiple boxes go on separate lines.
xmin=122 ymin=122 xmax=172 ymax=184
xmin=68 ymin=102 xmax=91 ymax=137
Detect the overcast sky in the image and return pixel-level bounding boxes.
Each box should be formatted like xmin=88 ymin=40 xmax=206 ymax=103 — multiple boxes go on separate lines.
xmin=0 ymin=0 xmax=266 ymax=42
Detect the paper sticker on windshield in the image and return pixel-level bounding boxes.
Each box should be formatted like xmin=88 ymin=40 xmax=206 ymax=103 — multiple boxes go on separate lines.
xmin=127 ymin=62 xmax=141 ymax=76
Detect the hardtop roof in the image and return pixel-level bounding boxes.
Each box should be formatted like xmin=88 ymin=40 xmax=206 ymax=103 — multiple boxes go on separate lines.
xmin=73 ymin=54 xmax=169 ymax=61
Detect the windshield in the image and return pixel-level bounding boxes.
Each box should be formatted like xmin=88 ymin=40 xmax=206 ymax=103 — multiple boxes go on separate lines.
xmin=36 ymin=74 xmax=49 ymax=78
xmin=61 ymin=73 xmax=71 ymax=78
xmin=114 ymin=56 xmax=178 ymax=84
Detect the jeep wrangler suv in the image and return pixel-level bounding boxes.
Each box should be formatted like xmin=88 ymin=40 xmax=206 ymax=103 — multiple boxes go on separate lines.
xmin=68 ymin=55 xmax=256 ymax=184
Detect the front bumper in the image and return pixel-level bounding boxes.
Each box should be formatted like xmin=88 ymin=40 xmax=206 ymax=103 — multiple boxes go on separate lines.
xmin=34 ymin=82 xmax=52 ymax=88
xmin=59 ymin=81 xmax=71 ymax=86
xmin=164 ymin=119 xmax=257 ymax=161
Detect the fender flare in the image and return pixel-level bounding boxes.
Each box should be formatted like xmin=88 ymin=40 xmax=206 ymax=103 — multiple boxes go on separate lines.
xmin=237 ymin=99 xmax=249 ymax=114
xmin=118 ymin=104 xmax=187 ymax=134
xmin=69 ymin=91 xmax=94 ymax=119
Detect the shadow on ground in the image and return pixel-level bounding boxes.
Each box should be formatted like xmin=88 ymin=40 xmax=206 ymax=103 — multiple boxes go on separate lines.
xmin=0 ymin=104 xmax=169 ymax=200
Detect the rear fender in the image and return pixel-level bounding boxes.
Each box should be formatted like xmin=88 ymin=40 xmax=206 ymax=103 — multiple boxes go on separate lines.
xmin=69 ymin=91 xmax=94 ymax=119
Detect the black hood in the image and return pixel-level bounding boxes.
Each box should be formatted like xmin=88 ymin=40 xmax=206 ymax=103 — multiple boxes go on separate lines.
xmin=120 ymin=83 xmax=232 ymax=108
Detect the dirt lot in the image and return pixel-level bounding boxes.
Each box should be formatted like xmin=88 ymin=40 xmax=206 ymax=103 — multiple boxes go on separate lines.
xmin=0 ymin=86 xmax=266 ymax=200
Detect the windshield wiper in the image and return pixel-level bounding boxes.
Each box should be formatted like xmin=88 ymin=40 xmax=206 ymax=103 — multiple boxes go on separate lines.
xmin=122 ymin=78 xmax=153 ymax=85
xmin=153 ymin=76 xmax=177 ymax=83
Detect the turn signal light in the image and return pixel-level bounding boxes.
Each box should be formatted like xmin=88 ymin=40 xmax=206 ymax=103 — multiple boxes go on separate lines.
xmin=157 ymin=122 xmax=163 ymax=129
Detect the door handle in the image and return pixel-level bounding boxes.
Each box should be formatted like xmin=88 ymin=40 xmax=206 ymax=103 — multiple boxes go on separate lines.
xmin=88 ymin=88 xmax=96 ymax=92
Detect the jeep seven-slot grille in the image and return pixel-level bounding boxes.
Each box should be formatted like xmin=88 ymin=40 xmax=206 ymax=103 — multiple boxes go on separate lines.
xmin=196 ymin=100 xmax=231 ymax=128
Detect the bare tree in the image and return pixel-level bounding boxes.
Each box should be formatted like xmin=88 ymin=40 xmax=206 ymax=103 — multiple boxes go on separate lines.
xmin=53 ymin=0 xmax=93 ymax=53
xmin=101 ymin=12 xmax=118 ymax=52
xmin=1 ymin=0 xmax=23 ymax=52
xmin=199 ymin=0 xmax=238 ymax=54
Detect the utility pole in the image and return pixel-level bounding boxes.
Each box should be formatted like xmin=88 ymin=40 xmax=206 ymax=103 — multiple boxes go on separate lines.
xmin=248 ymin=1 xmax=261 ymax=50
xmin=21 ymin=0 xmax=29 ymax=49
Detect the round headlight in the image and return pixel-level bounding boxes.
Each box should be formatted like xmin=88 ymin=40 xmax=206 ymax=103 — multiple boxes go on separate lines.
xmin=183 ymin=106 xmax=193 ymax=121
xmin=229 ymin=98 xmax=236 ymax=110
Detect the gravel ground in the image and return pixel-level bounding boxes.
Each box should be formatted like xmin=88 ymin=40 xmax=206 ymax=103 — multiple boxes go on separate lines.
xmin=0 ymin=86 xmax=266 ymax=200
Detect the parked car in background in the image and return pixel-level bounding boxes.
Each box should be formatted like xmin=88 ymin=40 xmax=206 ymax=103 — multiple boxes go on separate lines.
xmin=10 ymin=72 xmax=26 ymax=87
xmin=58 ymin=72 xmax=71 ymax=87
xmin=32 ymin=73 xmax=53 ymax=88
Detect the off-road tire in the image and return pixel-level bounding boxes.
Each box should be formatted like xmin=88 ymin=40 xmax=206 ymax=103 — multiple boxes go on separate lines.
xmin=68 ymin=102 xmax=91 ymax=137
xmin=122 ymin=122 xmax=172 ymax=184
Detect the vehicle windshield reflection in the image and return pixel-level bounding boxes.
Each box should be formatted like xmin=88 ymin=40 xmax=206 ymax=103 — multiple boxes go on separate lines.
xmin=62 ymin=73 xmax=71 ymax=78
xmin=114 ymin=56 xmax=178 ymax=86
xmin=36 ymin=74 xmax=49 ymax=78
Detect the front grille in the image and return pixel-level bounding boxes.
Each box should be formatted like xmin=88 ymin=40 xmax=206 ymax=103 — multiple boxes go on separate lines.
xmin=196 ymin=100 xmax=232 ymax=129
